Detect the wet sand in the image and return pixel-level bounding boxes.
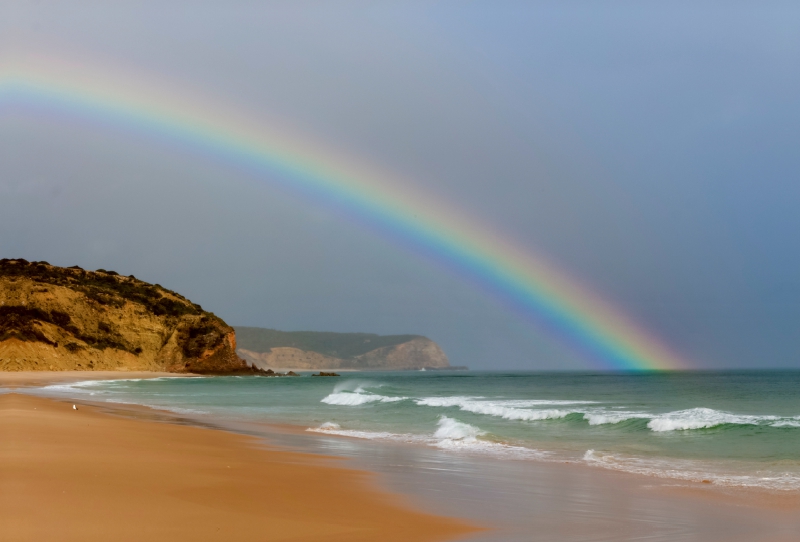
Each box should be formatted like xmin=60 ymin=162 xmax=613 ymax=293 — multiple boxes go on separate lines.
xmin=0 ymin=393 xmax=477 ymax=542
xmin=225 ymin=418 xmax=800 ymax=542
xmin=0 ymin=370 xmax=189 ymax=388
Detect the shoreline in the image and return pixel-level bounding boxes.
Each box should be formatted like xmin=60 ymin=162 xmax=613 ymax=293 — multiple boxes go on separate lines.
xmin=7 ymin=371 xmax=800 ymax=541
xmin=0 ymin=391 xmax=478 ymax=541
xmin=0 ymin=370 xmax=196 ymax=388
xmin=10 ymin=371 xmax=800 ymax=504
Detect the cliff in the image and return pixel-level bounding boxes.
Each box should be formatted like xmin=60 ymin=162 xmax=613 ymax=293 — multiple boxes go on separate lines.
xmin=0 ymin=259 xmax=256 ymax=374
xmin=235 ymin=327 xmax=452 ymax=370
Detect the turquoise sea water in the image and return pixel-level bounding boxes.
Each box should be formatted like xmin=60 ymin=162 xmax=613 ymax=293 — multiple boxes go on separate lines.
xmin=35 ymin=370 xmax=800 ymax=492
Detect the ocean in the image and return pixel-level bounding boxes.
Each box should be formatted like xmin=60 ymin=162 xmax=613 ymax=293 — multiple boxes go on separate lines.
xmin=31 ymin=370 xmax=800 ymax=541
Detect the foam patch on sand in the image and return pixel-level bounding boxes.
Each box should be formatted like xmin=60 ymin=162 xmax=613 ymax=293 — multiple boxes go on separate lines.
xmin=583 ymin=449 xmax=800 ymax=491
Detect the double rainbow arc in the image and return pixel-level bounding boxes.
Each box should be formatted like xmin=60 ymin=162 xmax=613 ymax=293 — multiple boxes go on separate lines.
xmin=0 ymin=55 xmax=686 ymax=370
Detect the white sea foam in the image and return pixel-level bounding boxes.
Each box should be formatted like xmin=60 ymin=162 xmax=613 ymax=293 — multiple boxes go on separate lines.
xmin=432 ymin=436 xmax=548 ymax=459
xmin=317 ymin=421 xmax=341 ymax=430
xmin=414 ymin=397 xmax=800 ymax=433
xmin=308 ymin=417 xmax=549 ymax=460
xmin=434 ymin=416 xmax=484 ymax=440
xmin=40 ymin=380 xmax=109 ymax=393
xmin=415 ymin=396 xmax=572 ymax=421
xmin=39 ymin=377 xmax=180 ymax=395
xmin=583 ymin=449 xmax=800 ymax=491
xmin=308 ymin=423 xmax=429 ymax=444
xmin=321 ymin=391 xmax=407 ymax=406
xmin=584 ymin=407 xmax=800 ymax=431
xmin=418 ymin=396 xmax=655 ymax=425
xmin=647 ymin=408 xmax=778 ymax=432
xmin=320 ymin=380 xmax=407 ymax=406
xmin=770 ymin=419 xmax=800 ymax=428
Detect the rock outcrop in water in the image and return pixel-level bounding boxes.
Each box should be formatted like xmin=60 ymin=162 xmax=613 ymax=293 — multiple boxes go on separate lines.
xmin=235 ymin=327 xmax=456 ymax=371
xmin=0 ymin=259 xmax=257 ymax=374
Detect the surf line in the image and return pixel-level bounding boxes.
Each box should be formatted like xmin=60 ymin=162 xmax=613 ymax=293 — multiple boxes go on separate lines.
xmin=0 ymin=55 xmax=686 ymax=371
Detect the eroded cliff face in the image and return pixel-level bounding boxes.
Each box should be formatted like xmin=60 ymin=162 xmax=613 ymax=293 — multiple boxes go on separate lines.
xmin=238 ymin=337 xmax=450 ymax=370
xmin=0 ymin=259 xmax=253 ymax=373
xmin=353 ymin=338 xmax=450 ymax=369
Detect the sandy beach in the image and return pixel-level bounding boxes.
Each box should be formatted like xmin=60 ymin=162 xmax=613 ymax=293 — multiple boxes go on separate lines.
xmin=0 ymin=390 xmax=477 ymax=542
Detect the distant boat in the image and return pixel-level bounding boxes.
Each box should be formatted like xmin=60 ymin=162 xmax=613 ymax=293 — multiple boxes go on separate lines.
xmin=419 ymin=368 xmax=426 ymax=372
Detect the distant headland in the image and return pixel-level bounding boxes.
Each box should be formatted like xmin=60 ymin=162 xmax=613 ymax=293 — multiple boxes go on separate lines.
xmin=235 ymin=327 xmax=464 ymax=371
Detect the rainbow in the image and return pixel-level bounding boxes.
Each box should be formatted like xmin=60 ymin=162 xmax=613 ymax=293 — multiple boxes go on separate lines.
xmin=0 ymin=54 xmax=686 ymax=370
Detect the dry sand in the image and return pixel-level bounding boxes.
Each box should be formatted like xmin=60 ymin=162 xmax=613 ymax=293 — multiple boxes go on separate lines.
xmin=0 ymin=393 xmax=477 ymax=542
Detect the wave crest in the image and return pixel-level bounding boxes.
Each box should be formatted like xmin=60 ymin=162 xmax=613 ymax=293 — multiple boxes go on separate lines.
xmin=415 ymin=396 xmax=571 ymax=421
xmin=434 ymin=416 xmax=484 ymax=441
xmin=646 ymin=408 xmax=778 ymax=432
xmin=321 ymin=391 xmax=407 ymax=406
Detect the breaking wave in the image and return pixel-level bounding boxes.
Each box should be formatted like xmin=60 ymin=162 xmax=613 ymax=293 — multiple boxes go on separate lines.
xmin=411 ymin=397 xmax=800 ymax=432
xmin=415 ymin=396 xmax=573 ymax=421
xmin=646 ymin=408 xmax=783 ymax=432
xmin=320 ymin=380 xmax=407 ymax=406
xmin=434 ymin=415 xmax=484 ymax=440
xmin=321 ymin=390 xmax=407 ymax=406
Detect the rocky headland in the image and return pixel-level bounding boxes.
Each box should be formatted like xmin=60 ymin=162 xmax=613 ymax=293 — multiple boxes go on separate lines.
xmin=235 ymin=327 xmax=457 ymax=371
xmin=0 ymin=259 xmax=257 ymax=374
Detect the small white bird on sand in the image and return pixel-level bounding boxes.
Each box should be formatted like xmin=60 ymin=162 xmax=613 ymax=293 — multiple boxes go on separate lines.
xmin=72 ymin=405 xmax=78 ymax=410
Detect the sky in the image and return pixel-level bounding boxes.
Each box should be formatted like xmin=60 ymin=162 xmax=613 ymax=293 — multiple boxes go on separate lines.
xmin=1 ymin=1 xmax=799 ymax=370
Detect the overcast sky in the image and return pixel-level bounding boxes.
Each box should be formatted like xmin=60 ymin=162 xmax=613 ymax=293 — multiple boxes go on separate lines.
xmin=2 ymin=1 xmax=799 ymax=369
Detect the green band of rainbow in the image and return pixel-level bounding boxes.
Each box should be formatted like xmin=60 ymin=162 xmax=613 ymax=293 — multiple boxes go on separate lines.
xmin=0 ymin=55 xmax=687 ymax=370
